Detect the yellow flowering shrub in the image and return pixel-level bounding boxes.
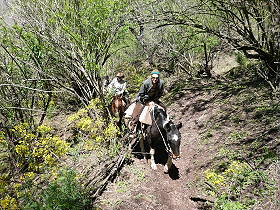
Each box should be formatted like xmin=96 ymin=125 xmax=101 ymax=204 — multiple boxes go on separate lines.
xmin=0 ymin=131 xmax=5 ymax=142
xmin=68 ymin=98 xmax=120 ymax=150
xmin=0 ymin=175 xmax=8 ymax=194
xmin=37 ymin=124 xmax=53 ymax=133
xmin=205 ymin=170 xmax=225 ymax=187
xmin=223 ymin=161 xmax=250 ymax=177
xmin=11 ymin=123 xmax=70 ymax=172
xmin=203 ymin=160 xmax=265 ymax=209
xmin=0 ymin=195 xmax=19 ymax=210
xmin=205 ymin=161 xmax=252 ymax=194
xmin=1 ymin=122 xmax=70 ymax=209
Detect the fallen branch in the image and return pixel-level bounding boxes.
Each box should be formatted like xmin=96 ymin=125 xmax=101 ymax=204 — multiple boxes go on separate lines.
xmin=82 ymin=134 xmax=135 ymax=199
xmin=190 ymin=196 xmax=214 ymax=203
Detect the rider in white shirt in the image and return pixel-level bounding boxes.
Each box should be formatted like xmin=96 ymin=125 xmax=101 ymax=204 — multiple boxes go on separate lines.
xmin=107 ymin=72 xmax=129 ymax=105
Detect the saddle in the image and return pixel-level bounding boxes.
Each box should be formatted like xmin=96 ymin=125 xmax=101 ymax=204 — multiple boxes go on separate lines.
xmin=124 ymin=102 xmax=167 ymax=126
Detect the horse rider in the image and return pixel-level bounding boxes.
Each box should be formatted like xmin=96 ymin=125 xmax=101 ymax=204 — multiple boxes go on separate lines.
xmin=129 ymin=71 xmax=165 ymax=137
xmin=107 ymin=72 xmax=129 ymax=105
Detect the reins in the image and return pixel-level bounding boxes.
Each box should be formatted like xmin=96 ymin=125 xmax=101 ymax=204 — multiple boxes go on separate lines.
xmin=152 ymin=106 xmax=173 ymax=157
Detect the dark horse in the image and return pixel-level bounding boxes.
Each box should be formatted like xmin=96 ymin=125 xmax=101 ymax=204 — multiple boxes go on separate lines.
xmin=139 ymin=105 xmax=182 ymax=173
xmin=111 ymin=95 xmax=126 ymax=130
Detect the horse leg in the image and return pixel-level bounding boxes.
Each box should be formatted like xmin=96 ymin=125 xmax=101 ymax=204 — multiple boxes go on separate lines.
xmin=140 ymin=136 xmax=148 ymax=162
xmin=164 ymin=156 xmax=173 ymax=173
xmin=118 ymin=112 xmax=123 ymax=131
xmin=150 ymin=148 xmax=157 ymax=170
xmin=112 ymin=106 xmax=117 ymax=118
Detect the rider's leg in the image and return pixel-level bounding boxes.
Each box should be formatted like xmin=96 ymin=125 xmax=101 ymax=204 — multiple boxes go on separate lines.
xmin=129 ymin=102 xmax=144 ymax=137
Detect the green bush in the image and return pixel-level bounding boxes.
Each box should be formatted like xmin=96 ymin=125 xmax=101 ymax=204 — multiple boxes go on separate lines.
xmin=204 ymin=160 xmax=274 ymax=210
xmin=235 ymin=52 xmax=248 ymax=66
xmin=215 ymin=195 xmax=246 ymax=210
xmin=24 ymin=168 xmax=90 ymax=210
xmin=0 ymin=124 xmax=70 ymax=210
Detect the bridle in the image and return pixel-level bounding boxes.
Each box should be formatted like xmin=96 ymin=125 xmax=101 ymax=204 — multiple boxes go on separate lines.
xmin=151 ymin=106 xmax=173 ymax=157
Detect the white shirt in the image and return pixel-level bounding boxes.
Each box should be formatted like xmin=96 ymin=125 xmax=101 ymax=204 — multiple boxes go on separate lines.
xmin=108 ymin=78 xmax=127 ymax=95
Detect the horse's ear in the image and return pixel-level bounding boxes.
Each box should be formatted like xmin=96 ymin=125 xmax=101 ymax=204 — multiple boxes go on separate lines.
xmin=163 ymin=122 xmax=171 ymax=131
xmin=176 ymin=122 xmax=182 ymax=129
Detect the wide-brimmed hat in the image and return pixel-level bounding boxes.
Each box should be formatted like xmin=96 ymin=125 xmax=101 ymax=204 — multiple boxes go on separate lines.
xmin=116 ymin=72 xmax=124 ymax=77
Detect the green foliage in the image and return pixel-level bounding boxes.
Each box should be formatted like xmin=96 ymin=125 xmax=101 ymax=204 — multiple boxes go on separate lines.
xmin=11 ymin=123 xmax=70 ymax=172
xmin=0 ymin=195 xmax=19 ymax=210
xmin=68 ymin=98 xmax=121 ymax=156
xmin=228 ymin=131 xmax=249 ymax=143
xmin=253 ymin=104 xmax=279 ymax=121
xmin=124 ymin=65 xmax=149 ymax=97
xmin=129 ymin=165 xmax=146 ymax=181
xmin=0 ymin=123 xmax=70 ymax=210
xmin=214 ymin=195 xmax=246 ymax=210
xmin=1 ymin=0 xmax=132 ymax=119
xmin=164 ymin=79 xmax=187 ymax=104
xmin=235 ymin=51 xmax=249 ymax=67
xmin=204 ymin=160 xmax=275 ymax=209
xmin=25 ymin=168 xmax=90 ymax=210
xmin=201 ymin=130 xmax=214 ymax=144
xmin=198 ymin=0 xmax=279 ymax=89
xmin=0 ymin=22 xmax=53 ymax=126
xmin=116 ymin=181 xmax=129 ymax=193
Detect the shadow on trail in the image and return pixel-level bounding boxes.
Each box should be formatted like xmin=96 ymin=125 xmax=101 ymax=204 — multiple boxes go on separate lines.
xmin=168 ymin=164 xmax=180 ymax=180
xmin=131 ymin=139 xmax=180 ymax=180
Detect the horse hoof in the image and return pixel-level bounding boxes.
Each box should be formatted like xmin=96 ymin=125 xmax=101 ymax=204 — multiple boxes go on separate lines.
xmin=151 ymin=164 xmax=157 ymax=170
xmin=164 ymin=167 xmax=169 ymax=174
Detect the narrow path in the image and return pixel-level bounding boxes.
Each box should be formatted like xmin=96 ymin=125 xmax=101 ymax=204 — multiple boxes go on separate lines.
xmin=97 ymin=91 xmax=216 ymax=210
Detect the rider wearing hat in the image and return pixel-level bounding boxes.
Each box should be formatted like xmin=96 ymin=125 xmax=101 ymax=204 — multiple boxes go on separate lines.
xmin=107 ymin=72 xmax=129 ymax=104
xmin=129 ymin=71 xmax=165 ymax=136
xmin=137 ymin=71 xmax=164 ymax=106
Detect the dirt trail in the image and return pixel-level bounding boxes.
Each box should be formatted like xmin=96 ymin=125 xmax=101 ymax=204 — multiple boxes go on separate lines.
xmin=97 ymin=90 xmax=217 ymax=210
xmin=96 ymin=55 xmax=240 ymax=210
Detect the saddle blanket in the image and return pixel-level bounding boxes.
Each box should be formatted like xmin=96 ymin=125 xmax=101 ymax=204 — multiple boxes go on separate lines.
xmin=124 ymin=102 xmax=166 ymax=125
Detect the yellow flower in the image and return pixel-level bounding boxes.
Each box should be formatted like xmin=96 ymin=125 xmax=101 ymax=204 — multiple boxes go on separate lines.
xmin=15 ymin=145 xmax=29 ymax=156
xmin=45 ymin=154 xmax=55 ymax=164
xmin=13 ymin=183 xmax=22 ymax=189
xmin=37 ymin=125 xmax=53 ymax=133
xmin=205 ymin=170 xmax=225 ymax=186
xmin=24 ymin=172 xmax=36 ymax=180
xmin=0 ymin=196 xmax=19 ymax=210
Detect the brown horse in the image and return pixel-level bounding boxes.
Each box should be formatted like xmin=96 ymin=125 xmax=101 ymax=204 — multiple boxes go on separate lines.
xmin=111 ymin=95 xmax=126 ymax=130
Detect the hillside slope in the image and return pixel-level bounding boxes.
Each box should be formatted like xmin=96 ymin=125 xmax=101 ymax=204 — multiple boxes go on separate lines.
xmin=96 ymin=70 xmax=279 ymax=210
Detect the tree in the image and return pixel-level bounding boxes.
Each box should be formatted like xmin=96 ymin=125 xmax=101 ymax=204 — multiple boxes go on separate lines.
xmin=12 ymin=0 xmax=129 ymax=104
xmin=125 ymin=0 xmax=221 ymax=77
xmin=149 ymin=0 xmax=280 ymax=90
xmin=0 ymin=0 xmax=130 ymax=126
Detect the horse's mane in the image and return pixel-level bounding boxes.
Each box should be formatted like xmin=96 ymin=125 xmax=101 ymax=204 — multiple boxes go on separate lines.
xmin=151 ymin=105 xmax=169 ymax=123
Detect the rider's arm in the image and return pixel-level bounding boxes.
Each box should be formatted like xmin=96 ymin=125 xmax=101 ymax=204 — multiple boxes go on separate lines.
xmin=137 ymin=82 xmax=149 ymax=103
xmin=107 ymin=78 xmax=117 ymax=92
xmin=121 ymin=82 xmax=128 ymax=95
xmin=107 ymin=79 xmax=113 ymax=90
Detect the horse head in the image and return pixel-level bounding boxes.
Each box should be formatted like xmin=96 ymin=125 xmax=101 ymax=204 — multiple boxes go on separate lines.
xmin=163 ymin=121 xmax=182 ymax=159
xmin=152 ymin=105 xmax=182 ymax=159
xmin=112 ymin=95 xmax=126 ymax=115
